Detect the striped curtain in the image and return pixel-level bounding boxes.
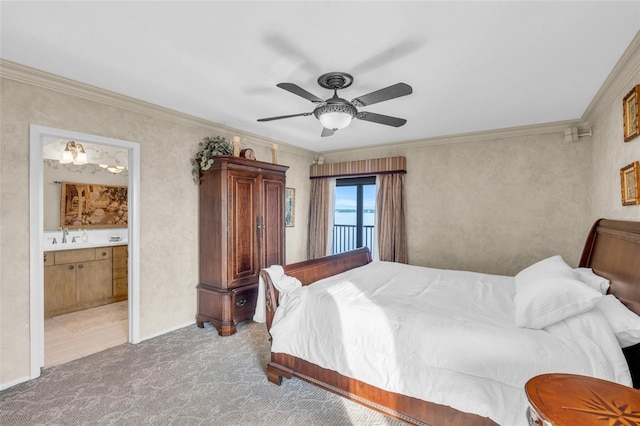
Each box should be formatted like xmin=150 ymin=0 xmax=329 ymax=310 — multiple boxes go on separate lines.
xmin=376 ymin=173 xmax=408 ymax=263
xmin=307 ymin=178 xmax=332 ymax=259
xmin=311 ymin=156 xmax=406 ymax=178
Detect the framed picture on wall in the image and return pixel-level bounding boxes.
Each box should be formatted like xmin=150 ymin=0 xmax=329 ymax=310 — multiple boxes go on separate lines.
xmin=620 ymin=162 xmax=640 ymax=206
xmin=623 ymin=85 xmax=640 ymax=142
xmin=60 ymin=181 xmax=128 ymax=228
xmin=285 ymin=187 xmax=295 ymax=227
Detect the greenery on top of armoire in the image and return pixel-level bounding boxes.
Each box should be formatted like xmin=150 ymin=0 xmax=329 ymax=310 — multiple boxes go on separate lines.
xmin=191 ymin=136 xmax=234 ymax=183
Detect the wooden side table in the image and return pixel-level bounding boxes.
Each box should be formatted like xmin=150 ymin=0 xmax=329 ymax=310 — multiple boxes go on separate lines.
xmin=525 ymin=373 xmax=640 ymax=425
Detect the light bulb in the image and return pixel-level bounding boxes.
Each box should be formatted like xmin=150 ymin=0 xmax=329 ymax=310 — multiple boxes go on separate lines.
xmin=60 ymin=150 xmax=74 ymax=164
xmin=74 ymin=151 xmax=88 ymax=165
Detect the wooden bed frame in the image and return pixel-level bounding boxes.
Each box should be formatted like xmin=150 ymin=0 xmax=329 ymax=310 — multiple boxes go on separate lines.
xmin=261 ymin=219 xmax=640 ymax=425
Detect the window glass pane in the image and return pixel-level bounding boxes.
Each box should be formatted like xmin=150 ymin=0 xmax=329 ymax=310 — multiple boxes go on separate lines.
xmin=363 ymin=184 xmax=376 ymax=226
xmin=332 ymin=181 xmax=376 ymax=255
xmin=334 ymin=186 xmax=357 ymax=226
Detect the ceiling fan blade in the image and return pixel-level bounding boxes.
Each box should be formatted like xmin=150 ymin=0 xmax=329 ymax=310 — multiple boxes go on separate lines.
xmin=257 ymin=112 xmax=312 ymax=122
xmin=356 ymin=111 xmax=407 ymax=127
xmin=277 ymin=83 xmax=324 ymax=103
xmin=321 ymin=128 xmax=335 ymax=137
xmin=351 ymin=83 xmax=413 ymax=107
xmin=263 ymin=34 xmax=321 ymax=75
xmin=350 ymin=40 xmax=422 ymax=76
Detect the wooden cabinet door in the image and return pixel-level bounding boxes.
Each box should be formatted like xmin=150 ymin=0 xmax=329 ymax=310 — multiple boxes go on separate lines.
xmin=76 ymin=259 xmax=113 ymax=304
xmin=113 ymin=278 xmax=128 ymax=297
xmin=262 ymin=177 xmax=285 ymax=269
xmin=113 ymin=245 xmax=128 ymax=258
xmin=44 ymin=264 xmax=76 ymax=315
xmin=228 ymin=171 xmax=260 ymax=288
xmin=112 ymin=245 xmax=128 ymax=297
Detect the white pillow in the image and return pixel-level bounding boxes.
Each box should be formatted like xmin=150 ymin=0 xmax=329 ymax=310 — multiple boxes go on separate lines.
xmin=514 ymin=255 xmax=602 ymax=329
xmin=596 ymin=295 xmax=640 ymax=348
xmin=574 ymin=267 xmax=610 ymax=294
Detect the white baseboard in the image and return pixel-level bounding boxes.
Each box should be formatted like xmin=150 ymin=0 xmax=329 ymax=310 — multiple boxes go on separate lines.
xmin=139 ymin=321 xmax=196 ymax=342
xmin=1 ymin=375 xmax=31 ymax=391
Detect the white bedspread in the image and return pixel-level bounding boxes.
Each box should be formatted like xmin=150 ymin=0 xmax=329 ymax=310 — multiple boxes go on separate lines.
xmin=269 ymin=261 xmax=632 ymax=426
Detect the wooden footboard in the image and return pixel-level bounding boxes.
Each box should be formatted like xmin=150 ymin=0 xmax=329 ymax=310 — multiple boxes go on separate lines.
xmin=267 ymin=352 xmax=497 ymax=426
xmin=261 ymin=247 xmax=372 ymax=330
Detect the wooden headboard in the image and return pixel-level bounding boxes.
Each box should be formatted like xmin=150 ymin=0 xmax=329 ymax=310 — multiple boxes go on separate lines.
xmin=579 ymin=218 xmax=640 ymax=389
xmin=579 ymin=219 xmax=640 ymax=315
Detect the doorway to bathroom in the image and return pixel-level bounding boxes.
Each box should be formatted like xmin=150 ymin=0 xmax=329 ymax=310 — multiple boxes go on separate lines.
xmin=29 ymin=124 xmax=140 ymax=378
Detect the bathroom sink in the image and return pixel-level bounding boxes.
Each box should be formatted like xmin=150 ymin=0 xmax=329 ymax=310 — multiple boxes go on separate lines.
xmin=43 ymin=229 xmax=128 ymax=251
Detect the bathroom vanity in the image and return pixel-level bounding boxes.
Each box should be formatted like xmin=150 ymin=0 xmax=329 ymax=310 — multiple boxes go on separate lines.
xmin=44 ymin=244 xmax=128 ymax=317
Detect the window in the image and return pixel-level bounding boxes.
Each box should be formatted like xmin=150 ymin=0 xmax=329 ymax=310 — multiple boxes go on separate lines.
xmin=332 ymin=176 xmax=376 ymax=254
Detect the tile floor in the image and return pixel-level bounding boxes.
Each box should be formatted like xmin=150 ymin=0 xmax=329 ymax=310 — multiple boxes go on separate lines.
xmin=44 ymin=304 xmax=128 ymax=368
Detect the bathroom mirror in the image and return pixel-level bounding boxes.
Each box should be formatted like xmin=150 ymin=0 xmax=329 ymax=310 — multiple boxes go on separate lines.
xmin=43 ymin=140 xmax=129 ymax=231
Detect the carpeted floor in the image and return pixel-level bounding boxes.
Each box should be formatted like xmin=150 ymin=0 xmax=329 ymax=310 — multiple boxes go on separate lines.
xmin=0 ymin=321 xmax=404 ymax=426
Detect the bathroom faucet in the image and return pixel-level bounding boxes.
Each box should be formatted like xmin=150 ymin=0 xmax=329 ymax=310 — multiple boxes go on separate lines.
xmin=61 ymin=228 xmax=69 ymax=244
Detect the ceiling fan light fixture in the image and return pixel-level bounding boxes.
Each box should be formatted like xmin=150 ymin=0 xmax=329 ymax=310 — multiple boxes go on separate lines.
xmin=314 ymin=103 xmax=357 ymax=130
xmin=257 ymin=71 xmax=412 ymax=137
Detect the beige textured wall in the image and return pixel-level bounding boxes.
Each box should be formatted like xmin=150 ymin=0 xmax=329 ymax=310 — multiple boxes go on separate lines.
xmin=587 ymin=34 xmax=640 ymax=222
xmin=0 ymin=73 xmax=313 ymax=387
xmin=278 ymin=150 xmax=312 ymax=263
xmin=323 ymin=127 xmax=592 ymax=276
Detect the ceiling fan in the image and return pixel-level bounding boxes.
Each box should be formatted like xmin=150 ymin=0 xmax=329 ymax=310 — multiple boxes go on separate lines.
xmin=257 ymin=72 xmax=413 ymax=137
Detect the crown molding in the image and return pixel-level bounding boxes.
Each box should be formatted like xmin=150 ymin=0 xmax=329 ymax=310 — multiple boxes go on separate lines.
xmin=582 ymin=30 xmax=640 ymax=125
xmin=0 ymin=58 xmax=596 ymax=159
xmin=319 ymin=119 xmax=590 ymax=157
xmin=0 ymin=59 xmax=315 ymax=157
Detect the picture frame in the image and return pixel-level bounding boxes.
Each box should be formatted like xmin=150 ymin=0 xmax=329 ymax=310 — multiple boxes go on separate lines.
xmin=623 ymin=85 xmax=640 ymax=142
xmin=620 ymin=162 xmax=640 ymax=206
xmin=60 ymin=181 xmax=128 ymax=228
xmin=285 ymin=187 xmax=295 ymax=227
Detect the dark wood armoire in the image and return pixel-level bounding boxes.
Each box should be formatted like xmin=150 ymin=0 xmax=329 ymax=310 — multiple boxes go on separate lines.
xmin=196 ymin=156 xmax=288 ymax=336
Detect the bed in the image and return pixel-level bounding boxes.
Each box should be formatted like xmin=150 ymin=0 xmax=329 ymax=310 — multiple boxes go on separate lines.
xmin=259 ymin=219 xmax=640 ymax=425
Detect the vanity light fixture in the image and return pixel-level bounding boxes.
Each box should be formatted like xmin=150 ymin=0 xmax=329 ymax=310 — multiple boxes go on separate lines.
xmin=59 ymin=141 xmax=88 ymax=165
xmin=99 ymin=164 xmax=126 ymax=174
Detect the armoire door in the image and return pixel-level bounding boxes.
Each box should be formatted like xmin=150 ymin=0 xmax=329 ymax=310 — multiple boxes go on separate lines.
xmin=228 ymin=171 xmax=260 ymax=288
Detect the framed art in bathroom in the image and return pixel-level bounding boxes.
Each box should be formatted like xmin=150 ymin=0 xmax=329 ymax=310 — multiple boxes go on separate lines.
xmin=620 ymin=162 xmax=640 ymax=206
xmin=60 ymin=181 xmax=128 ymax=228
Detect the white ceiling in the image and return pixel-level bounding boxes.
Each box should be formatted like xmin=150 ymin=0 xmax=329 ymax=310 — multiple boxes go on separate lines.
xmin=2 ymin=1 xmax=639 ymax=153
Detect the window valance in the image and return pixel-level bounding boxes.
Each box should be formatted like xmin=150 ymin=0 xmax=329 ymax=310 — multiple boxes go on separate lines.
xmin=310 ymin=156 xmax=406 ymax=179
